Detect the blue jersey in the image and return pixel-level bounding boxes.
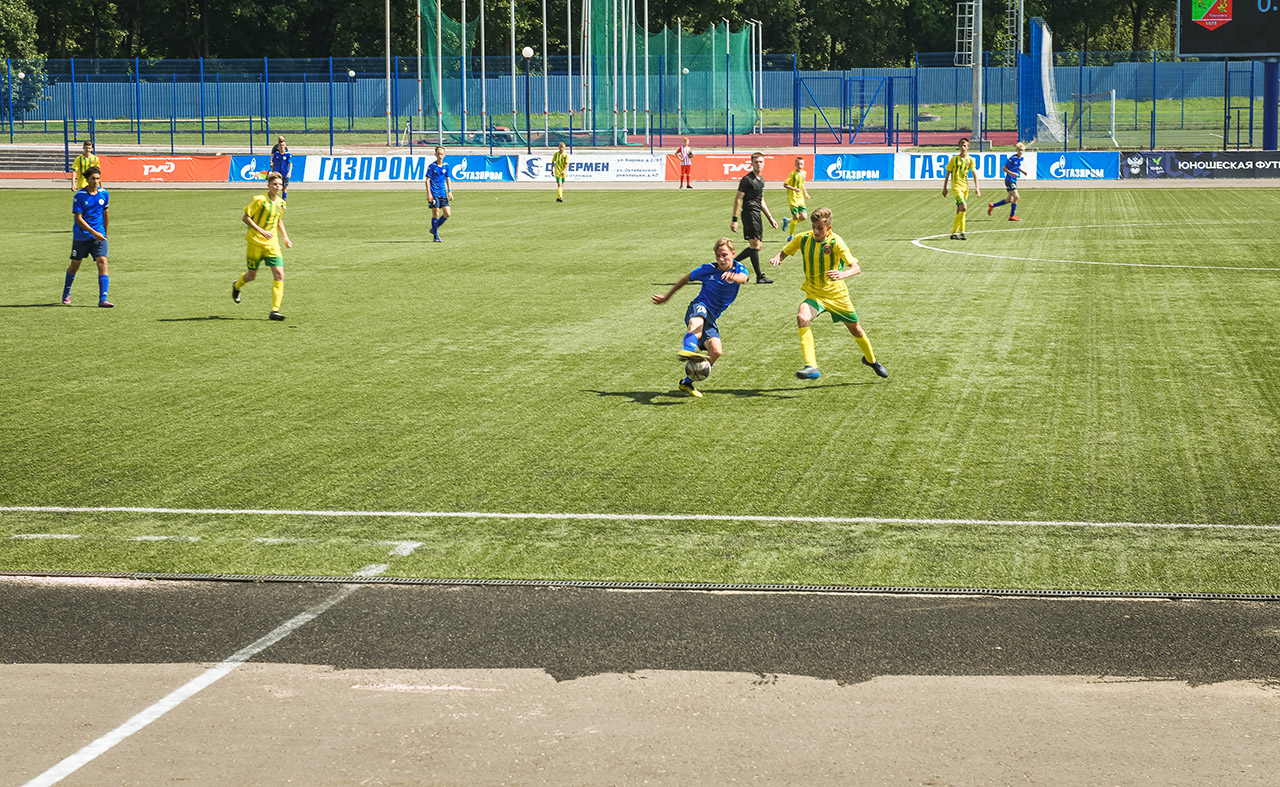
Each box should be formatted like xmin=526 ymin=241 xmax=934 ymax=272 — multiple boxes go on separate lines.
xmin=1003 ymin=153 xmax=1023 ymax=188
xmin=688 ymin=261 xmax=747 ymax=321
xmin=271 ymin=149 xmax=292 ymax=176
xmin=72 ymin=188 xmax=109 ymax=241
xmin=426 ymin=161 xmax=450 ymax=196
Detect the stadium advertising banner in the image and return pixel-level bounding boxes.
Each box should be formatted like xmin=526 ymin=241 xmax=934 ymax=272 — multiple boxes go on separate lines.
xmin=892 ymin=152 xmax=1038 ymax=182
xmin=673 ymin=154 xmax=813 ymax=183
xmin=300 ymin=154 xmax=515 ymax=183
xmin=1120 ymin=151 xmax=1280 ymax=179
xmin=100 ymin=155 xmax=230 ymax=182
xmin=813 ymin=154 xmax=894 ymax=182
xmin=517 ymin=153 xmax=665 ymax=182
xmin=228 ymin=155 xmax=306 ymax=183
xmin=1035 ymin=152 xmax=1119 ymax=181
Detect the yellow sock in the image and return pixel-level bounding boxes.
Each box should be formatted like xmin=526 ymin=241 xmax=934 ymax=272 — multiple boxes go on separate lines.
xmin=799 ymin=326 xmax=817 ymax=367
xmin=235 ymin=274 xmax=248 ymax=291
xmin=854 ymin=334 xmax=875 ymax=363
xmin=952 ymin=212 xmax=962 ymax=234
xmin=557 ymin=183 xmax=563 ymax=199
xmin=959 ymin=210 xmax=967 ymax=233
xmin=271 ymin=280 xmax=283 ymax=311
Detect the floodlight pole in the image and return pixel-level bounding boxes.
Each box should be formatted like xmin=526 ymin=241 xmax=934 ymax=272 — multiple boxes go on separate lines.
xmin=971 ymin=0 xmax=983 ymax=150
xmin=386 ymin=0 xmax=393 ymax=145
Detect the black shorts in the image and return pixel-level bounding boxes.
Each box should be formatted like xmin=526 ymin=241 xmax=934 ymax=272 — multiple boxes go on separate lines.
xmin=742 ymin=211 xmax=763 ymax=241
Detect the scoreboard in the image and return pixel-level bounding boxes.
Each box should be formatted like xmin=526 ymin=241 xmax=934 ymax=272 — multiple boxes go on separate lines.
xmin=1178 ymin=0 xmax=1280 ymax=57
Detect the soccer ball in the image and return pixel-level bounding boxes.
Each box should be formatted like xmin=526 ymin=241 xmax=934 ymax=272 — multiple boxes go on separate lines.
xmin=681 ymin=67 xmax=690 ymax=75
xmin=685 ymin=358 xmax=711 ymax=381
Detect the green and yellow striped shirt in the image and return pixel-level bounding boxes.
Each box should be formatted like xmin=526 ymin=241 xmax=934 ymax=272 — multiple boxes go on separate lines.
xmin=244 ymin=194 xmax=285 ymax=255
xmin=781 ymin=230 xmax=857 ymax=299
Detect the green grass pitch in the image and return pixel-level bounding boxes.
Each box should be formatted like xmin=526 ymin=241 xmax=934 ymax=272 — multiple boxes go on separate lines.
xmin=2 ymin=184 xmax=1280 ymax=593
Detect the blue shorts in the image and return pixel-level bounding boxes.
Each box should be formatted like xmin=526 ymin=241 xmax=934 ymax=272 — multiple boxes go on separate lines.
xmin=1004 ymin=177 xmax=1019 ymax=192
xmin=70 ymin=237 xmax=107 ymax=260
xmin=429 ymin=194 xmax=450 ymax=209
xmin=684 ymin=301 xmax=721 ymax=343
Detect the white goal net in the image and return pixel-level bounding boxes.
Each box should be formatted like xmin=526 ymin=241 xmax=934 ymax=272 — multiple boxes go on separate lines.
xmin=1034 ymin=20 xmax=1064 ymax=143
xmin=1068 ymin=90 xmax=1119 ymax=147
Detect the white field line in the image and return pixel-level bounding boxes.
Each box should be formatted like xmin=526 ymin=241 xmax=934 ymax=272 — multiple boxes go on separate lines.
xmin=912 ymin=222 xmax=1280 ymax=271
xmin=3 ymin=505 xmax=1278 ymax=531
xmin=21 ymin=583 xmax=360 ymax=787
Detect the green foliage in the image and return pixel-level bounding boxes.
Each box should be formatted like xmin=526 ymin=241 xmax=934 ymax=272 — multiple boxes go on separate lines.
xmin=1 ymin=185 xmax=1279 ymax=592
xmin=0 ymin=0 xmax=39 ymax=60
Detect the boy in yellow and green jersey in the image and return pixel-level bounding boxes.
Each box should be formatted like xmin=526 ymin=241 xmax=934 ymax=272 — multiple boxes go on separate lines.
xmin=71 ymin=141 xmax=99 ymax=192
xmin=231 ymin=172 xmax=292 ymax=321
xmin=942 ymin=136 xmax=981 ymax=240
xmin=552 ymin=142 xmax=569 ymax=202
xmin=780 ymin=156 xmax=811 ymax=241
xmin=769 ymin=207 xmax=888 ymax=381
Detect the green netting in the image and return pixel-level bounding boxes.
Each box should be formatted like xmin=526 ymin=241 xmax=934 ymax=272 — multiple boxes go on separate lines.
xmin=418 ymin=1 xmax=477 ymax=134
xmin=582 ymin=4 xmax=754 ymax=137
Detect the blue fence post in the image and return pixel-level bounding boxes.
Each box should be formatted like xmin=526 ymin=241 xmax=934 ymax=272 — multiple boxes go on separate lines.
xmin=135 ymin=57 xmax=142 ymax=144
xmin=199 ymin=57 xmax=206 ymax=145
xmin=249 ymin=115 xmax=254 ymax=154
xmin=569 ymin=111 xmax=574 ymax=153
xmin=6 ymin=60 xmax=13 ymax=143
xmin=303 ymin=72 xmax=309 ymax=133
xmin=264 ymin=57 xmax=270 ymax=145
xmin=394 ymin=55 xmax=400 ymax=143
xmin=328 ymin=57 xmax=334 ymax=154
xmin=1150 ymin=49 xmax=1157 ymax=150
xmin=1264 ymin=61 xmax=1279 ymax=151
xmin=657 ymin=53 xmax=663 ymax=147
xmin=70 ymin=57 xmax=77 ymax=138
xmin=170 ymin=114 xmax=175 ymax=155
xmin=63 ymin=118 xmax=69 ymax=172
xmin=171 ymin=71 xmax=177 ymax=146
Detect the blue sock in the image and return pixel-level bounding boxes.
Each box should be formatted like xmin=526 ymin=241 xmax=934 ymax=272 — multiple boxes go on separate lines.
xmin=431 ymin=217 xmax=439 ymax=234
xmin=1010 ymin=203 xmax=1018 ymax=217
xmin=682 ymin=332 xmax=700 ymax=353
xmin=436 ymin=215 xmax=448 ymax=228
xmin=98 ymin=274 xmax=109 ymax=301
xmin=63 ymin=271 xmax=75 ymax=300
xmin=992 ymin=198 xmax=1007 ymax=207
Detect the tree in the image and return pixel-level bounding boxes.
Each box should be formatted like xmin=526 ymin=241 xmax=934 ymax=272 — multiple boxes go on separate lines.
xmin=0 ymin=0 xmax=39 ymax=59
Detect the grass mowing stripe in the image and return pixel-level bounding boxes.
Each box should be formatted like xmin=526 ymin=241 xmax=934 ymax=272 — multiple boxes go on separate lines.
xmin=5 ymin=505 xmax=1280 ymax=530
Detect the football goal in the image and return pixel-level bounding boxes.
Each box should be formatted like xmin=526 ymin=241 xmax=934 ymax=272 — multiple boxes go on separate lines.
xmin=1068 ymin=89 xmax=1119 ymax=147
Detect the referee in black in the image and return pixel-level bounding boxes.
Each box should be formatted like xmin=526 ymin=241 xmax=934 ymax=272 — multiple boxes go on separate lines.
xmin=729 ymin=151 xmax=779 ymax=284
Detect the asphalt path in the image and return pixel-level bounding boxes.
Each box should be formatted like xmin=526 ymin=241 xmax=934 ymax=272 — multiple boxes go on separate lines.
xmin=3 ymin=577 xmax=1278 ymax=785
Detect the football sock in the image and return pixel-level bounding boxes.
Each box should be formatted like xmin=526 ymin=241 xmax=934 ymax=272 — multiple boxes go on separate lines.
xmin=557 ymin=183 xmax=563 ymax=199
xmin=854 ymin=334 xmax=875 ymax=364
xmin=98 ymin=274 xmax=109 ymax=301
xmin=682 ymin=332 xmax=701 ymax=353
xmin=798 ymin=326 xmax=817 ymax=368
xmin=436 ymin=215 xmax=448 ymax=228
xmin=735 ymin=248 xmax=762 ymax=277
xmin=992 ymin=198 xmax=1007 ymax=207
xmin=271 ymin=280 xmax=283 ymax=311
xmin=235 ymin=274 xmax=249 ymax=291
xmin=959 ymin=211 xmax=967 ymax=233
xmin=63 ymin=271 xmax=75 ymax=299
xmin=1010 ymin=203 xmax=1018 ymax=217
xmin=430 ymin=217 xmax=439 ymax=234
xmin=952 ymin=213 xmax=963 ymax=234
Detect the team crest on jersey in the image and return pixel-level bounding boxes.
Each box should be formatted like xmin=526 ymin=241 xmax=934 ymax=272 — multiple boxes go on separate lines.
xmin=822 ymin=243 xmax=832 ymax=256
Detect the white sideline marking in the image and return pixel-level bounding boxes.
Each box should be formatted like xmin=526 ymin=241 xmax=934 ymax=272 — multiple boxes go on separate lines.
xmin=11 ymin=534 xmax=80 ymax=540
xmin=253 ymin=537 xmax=315 ymax=544
xmin=912 ymin=223 xmax=1280 ymax=271
xmin=380 ymin=540 xmax=424 ymax=557
xmin=355 ymin=563 xmax=390 ymax=577
xmin=21 ymin=584 xmax=360 ymax=787
xmin=129 ymin=535 xmax=199 ymax=542
xmin=1 ymin=505 xmax=1277 ymax=531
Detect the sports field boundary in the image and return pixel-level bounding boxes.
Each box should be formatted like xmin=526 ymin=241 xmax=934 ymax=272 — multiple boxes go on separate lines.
xmin=4 ymin=504 xmax=1279 ymax=531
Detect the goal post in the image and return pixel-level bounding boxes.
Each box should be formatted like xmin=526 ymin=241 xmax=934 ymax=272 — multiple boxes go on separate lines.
xmin=1068 ymin=89 xmax=1118 ymax=148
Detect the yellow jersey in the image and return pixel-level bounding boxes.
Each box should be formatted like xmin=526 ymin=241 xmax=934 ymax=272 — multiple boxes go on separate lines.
xmin=552 ymin=150 xmax=569 ymax=177
xmin=784 ymin=169 xmax=807 ymax=207
xmin=781 ymin=229 xmax=857 ymax=300
xmin=72 ymin=153 xmax=100 ymax=189
xmin=946 ymin=154 xmax=977 ymax=192
xmin=244 ymin=194 xmax=285 ymax=255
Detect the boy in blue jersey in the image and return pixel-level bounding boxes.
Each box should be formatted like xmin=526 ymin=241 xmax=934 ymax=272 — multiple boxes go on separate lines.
xmin=270 ymin=136 xmax=293 ymax=200
xmin=988 ymin=142 xmax=1025 ymax=221
xmin=651 ymin=237 xmax=750 ymax=398
xmin=425 ymin=146 xmax=453 ymax=242
xmin=62 ymin=167 xmax=113 ymax=308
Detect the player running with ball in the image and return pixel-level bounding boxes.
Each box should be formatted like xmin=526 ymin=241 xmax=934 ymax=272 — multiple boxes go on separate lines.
xmin=652 ymin=237 xmax=749 ymax=398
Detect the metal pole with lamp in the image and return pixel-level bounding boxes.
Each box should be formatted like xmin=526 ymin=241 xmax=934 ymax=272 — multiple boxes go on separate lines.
xmin=347 ymin=69 xmax=356 ymax=131
xmin=522 ymin=46 xmax=534 ymax=154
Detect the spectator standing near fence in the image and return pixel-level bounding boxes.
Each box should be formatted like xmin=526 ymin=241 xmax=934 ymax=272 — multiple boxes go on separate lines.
xmin=674 ymin=138 xmax=694 ymax=188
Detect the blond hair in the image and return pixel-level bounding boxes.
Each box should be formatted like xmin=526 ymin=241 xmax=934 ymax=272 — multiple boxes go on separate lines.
xmin=712 ymin=236 xmax=735 ymax=255
xmin=266 ymin=171 xmax=284 ymax=184
xmin=809 ymin=208 xmax=833 ymax=227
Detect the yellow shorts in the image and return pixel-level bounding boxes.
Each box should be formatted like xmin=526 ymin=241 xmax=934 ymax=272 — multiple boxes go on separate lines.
xmin=246 ymin=246 xmax=283 ymax=269
xmin=802 ymin=291 xmax=859 ymax=324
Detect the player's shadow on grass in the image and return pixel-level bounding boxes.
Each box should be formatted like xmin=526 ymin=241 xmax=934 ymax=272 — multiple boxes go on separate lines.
xmin=0 ymin=302 xmax=70 ymax=308
xmin=157 ymin=315 xmax=250 ymax=322
xmin=586 ymin=381 xmax=868 ymax=405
